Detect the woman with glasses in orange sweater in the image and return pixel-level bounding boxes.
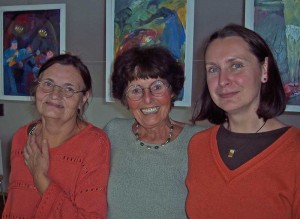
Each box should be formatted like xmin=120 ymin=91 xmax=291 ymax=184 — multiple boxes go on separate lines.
xmin=3 ymin=54 xmax=110 ymax=218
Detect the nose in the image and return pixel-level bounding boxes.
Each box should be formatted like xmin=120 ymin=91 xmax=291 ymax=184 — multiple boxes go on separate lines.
xmin=141 ymin=88 xmax=153 ymax=104
xmin=218 ymin=70 xmax=231 ymax=87
xmin=50 ymin=85 xmax=64 ymax=99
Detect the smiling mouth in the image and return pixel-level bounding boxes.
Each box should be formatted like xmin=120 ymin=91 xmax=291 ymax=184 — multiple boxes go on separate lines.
xmin=219 ymin=91 xmax=238 ymax=98
xmin=141 ymin=106 xmax=159 ymax=114
xmin=46 ymin=101 xmax=64 ymax=109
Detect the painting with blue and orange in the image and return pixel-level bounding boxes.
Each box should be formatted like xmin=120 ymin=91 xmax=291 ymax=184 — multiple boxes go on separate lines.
xmin=3 ymin=9 xmax=60 ymax=96
xmin=114 ymin=0 xmax=187 ymax=99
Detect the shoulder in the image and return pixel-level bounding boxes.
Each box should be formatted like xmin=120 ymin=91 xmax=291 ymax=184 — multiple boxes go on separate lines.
xmin=11 ymin=121 xmax=38 ymax=150
xmin=289 ymin=126 xmax=300 ymax=136
xmin=189 ymin=125 xmax=219 ymax=143
xmin=12 ymin=121 xmax=37 ymax=141
xmin=13 ymin=124 xmax=29 ymax=138
xmin=78 ymin=123 xmax=110 ymax=150
xmin=184 ymin=124 xmax=207 ymax=134
xmin=11 ymin=125 xmax=27 ymax=149
xmin=104 ymin=118 xmax=134 ymax=133
xmin=285 ymin=126 xmax=300 ymax=148
xmin=175 ymin=124 xmax=206 ymax=141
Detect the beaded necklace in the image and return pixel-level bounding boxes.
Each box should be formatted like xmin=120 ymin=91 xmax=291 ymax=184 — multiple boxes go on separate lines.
xmin=135 ymin=123 xmax=174 ymax=149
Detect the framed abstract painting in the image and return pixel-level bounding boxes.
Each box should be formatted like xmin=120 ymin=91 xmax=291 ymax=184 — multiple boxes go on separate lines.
xmin=0 ymin=4 xmax=66 ymax=101
xmin=106 ymin=0 xmax=195 ymax=106
xmin=245 ymin=0 xmax=300 ymax=112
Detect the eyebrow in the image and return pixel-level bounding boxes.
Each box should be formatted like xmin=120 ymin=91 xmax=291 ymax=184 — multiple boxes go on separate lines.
xmin=42 ymin=78 xmax=77 ymax=88
xmin=205 ymin=57 xmax=245 ymax=65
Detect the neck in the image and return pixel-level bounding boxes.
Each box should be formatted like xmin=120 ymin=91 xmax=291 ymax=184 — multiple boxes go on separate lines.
xmin=136 ymin=119 xmax=172 ymax=140
xmin=226 ymin=115 xmax=267 ymax=133
xmin=134 ymin=120 xmax=174 ymax=149
xmin=37 ymin=118 xmax=83 ymax=148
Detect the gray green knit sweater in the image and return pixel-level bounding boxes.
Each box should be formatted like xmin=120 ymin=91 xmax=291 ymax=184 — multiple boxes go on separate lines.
xmin=104 ymin=118 xmax=204 ymax=219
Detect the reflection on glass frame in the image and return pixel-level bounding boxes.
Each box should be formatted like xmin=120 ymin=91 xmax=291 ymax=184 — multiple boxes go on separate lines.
xmin=0 ymin=4 xmax=66 ymax=101
xmin=245 ymin=0 xmax=300 ymax=112
xmin=106 ymin=0 xmax=195 ymax=107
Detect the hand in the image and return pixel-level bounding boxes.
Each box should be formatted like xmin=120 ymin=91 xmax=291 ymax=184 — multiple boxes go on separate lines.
xmin=24 ymin=134 xmax=51 ymax=194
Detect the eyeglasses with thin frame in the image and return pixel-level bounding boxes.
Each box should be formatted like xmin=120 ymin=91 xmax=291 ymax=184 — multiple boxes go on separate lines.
xmin=37 ymin=79 xmax=86 ymax=98
xmin=126 ymin=80 xmax=170 ymax=101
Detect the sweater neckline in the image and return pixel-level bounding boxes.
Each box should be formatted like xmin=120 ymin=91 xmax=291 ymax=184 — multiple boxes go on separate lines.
xmin=131 ymin=120 xmax=189 ymax=150
xmin=211 ymin=125 xmax=295 ymax=181
xmin=27 ymin=121 xmax=93 ymax=152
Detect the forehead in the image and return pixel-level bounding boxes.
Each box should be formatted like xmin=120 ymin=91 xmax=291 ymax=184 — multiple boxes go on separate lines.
xmin=40 ymin=63 xmax=84 ymax=85
xmin=206 ymin=36 xmax=252 ymax=59
xmin=128 ymin=77 xmax=163 ymax=87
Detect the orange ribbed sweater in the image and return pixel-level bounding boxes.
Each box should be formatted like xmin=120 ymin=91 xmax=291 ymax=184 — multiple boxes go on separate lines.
xmin=3 ymin=122 xmax=110 ymax=219
xmin=186 ymin=125 xmax=300 ymax=219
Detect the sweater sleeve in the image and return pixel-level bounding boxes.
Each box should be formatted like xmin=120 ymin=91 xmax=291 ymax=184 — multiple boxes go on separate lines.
xmin=34 ymin=130 xmax=110 ymax=219
xmin=293 ymin=138 xmax=300 ymax=218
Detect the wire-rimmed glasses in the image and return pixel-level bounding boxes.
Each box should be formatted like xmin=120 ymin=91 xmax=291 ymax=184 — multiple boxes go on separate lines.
xmin=37 ymin=79 xmax=86 ymax=98
xmin=126 ymin=80 xmax=170 ymax=101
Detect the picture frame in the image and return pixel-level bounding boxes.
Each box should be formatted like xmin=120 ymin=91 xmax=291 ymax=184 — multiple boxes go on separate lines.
xmin=245 ymin=0 xmax=300 ymax=112
xmin=106 ymin=0 xmax=195 ymax=106
xmin=0 ymin=4 xmax=66 ymax=101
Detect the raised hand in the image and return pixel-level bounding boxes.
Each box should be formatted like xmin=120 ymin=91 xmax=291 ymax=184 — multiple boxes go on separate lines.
xmin=24 ymin=134 xmax=51 ymax=194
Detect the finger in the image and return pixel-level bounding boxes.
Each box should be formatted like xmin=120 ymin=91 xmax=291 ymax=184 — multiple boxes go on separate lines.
xmin=41 ymin=139 xmax=49 ymax=159
xmin=25 ymin=140 xmax=33 ymax=155
xmin=23 ymin=149 xmax=29 ymax=160
xmin=29 ymin=134 xmax=39 ymax=151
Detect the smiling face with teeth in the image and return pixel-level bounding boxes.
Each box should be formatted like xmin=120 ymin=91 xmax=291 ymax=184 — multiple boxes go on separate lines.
xmin=36 ymin=63 xmax=89 ymax=122
xmin=126 ymin=77 xmax=173 ymax=129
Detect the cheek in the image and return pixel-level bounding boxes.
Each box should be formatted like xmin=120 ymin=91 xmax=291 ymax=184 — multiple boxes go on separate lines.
xmin=35 ymin=90 xmax=47 ymax=107
xmin=160 ymin=93 xmax=172 ymax=106
xmin=207 ymin=77 xmax=217 ymax=93
xmin=36 ymin=90 xmax=45 ymax=99
xmin=127 ymin=99 xmax=140 ymax=111
xmin=76 ymin=97 xmax=85 ymax=110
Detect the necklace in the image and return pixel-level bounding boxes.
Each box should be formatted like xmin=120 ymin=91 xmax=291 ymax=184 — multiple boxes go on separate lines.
xmin=135 ymin=122 xmax=174 ymax=149
xmin=227 ymin=120 xmax=267 ymax=158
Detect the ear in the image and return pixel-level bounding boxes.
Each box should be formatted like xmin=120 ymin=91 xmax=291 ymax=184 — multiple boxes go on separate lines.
xmin=261 ymin=57 xmax=268 ymax=83
xmin=79 ymin=91 xmax=90 ymax=109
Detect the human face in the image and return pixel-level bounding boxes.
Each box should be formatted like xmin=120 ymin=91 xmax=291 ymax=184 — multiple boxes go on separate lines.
xmin=36 ymin=63 xmax=89 ymax=122
xmin=205 ymin=36 xmax=268 ymax=116
xmin=126 ymin=78 xmax=173 ymax=128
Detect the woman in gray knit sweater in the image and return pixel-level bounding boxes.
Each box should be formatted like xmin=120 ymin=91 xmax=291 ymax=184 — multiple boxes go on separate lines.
xmin=104 ymin=46 xmax=204 ymax=219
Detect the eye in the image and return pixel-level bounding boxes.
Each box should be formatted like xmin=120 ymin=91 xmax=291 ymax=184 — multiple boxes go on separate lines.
xmin=232 ymin=63 xmax=243 ymax=69
xmin=128 ymin=85 xmax=143 ymax=95
xmin=131 ymin=87 xmax=142 ymax=94
xmin=64 ymin=86 xmax=75 ymax=93
xmin=206 ymin=66 xmax=220 ymax=74
xmin=42 ymin=80 xmax=54 ymax=87
xmin=151 ymin=81 xmax=164 ymax=91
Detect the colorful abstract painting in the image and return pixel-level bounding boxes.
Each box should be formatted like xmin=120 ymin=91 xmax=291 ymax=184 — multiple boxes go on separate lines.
xmin=0 ymin=4 xmax=65 ymax=101
xmin=245 ymin=0 xmax=300 ymax=112
xmin=106 ymin=0 xmax=195 ymax=106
